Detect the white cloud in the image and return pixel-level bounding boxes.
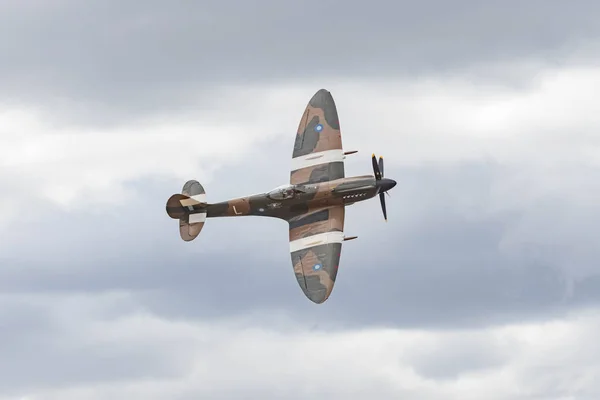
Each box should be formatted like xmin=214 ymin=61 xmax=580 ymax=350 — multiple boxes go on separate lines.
xmin=1 ymin=64 xmax=599 ymax=237
xmin=1 ymin=292 xmax=599 ymax=400
xmin=0 ymin=110 xmax=268 ymax=206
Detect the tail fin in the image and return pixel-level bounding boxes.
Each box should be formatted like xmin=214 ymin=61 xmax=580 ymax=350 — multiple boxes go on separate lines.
xmin=165 ymin=180 xmax=207 ymax=242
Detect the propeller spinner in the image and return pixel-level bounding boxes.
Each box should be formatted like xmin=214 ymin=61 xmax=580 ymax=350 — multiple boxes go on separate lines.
xmin=371 ymin=153 xmax=397 ymax=221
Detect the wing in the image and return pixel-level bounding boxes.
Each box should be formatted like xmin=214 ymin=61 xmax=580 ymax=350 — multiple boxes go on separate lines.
xmin=290 ymin=89 xmax=345 ymax=185
xmin=288 ymin=206 xmax=345 ymax=304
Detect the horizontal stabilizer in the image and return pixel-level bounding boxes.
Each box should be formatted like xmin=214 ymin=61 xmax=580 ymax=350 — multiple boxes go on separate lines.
xmin=179 ymin=214 xmax=205 ymax=241
xmin=344 ymin=150 xmax=358 ymax=155
xmin=165 ymin=180 xmax=208 ymax=242
xmin=343 ymin=235 xmax=358 ymax=241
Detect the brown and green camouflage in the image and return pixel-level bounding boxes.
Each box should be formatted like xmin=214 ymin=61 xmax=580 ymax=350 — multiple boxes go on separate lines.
xmin=166 ymin=89 xmax=397 ymax=304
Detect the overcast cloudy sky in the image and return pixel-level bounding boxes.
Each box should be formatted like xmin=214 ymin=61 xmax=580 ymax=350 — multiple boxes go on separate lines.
xmin=1 ymin=1 xmax=600 ymax=399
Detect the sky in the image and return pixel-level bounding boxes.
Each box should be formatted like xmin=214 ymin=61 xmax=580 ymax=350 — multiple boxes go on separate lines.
xmin=1 ymin=1 xmax=600 ymax=399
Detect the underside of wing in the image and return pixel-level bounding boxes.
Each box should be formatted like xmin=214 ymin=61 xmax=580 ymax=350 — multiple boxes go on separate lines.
xmin=290 ymin=89 xmax=345 ymax=185
xmin=288 ymin=205 xmax=345 ymax=304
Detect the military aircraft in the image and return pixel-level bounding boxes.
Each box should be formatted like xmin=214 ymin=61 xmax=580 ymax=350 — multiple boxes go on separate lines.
xmin=165 ymin=89 xmax=397 ymax=304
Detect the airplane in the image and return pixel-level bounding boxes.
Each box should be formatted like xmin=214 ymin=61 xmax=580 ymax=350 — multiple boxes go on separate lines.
xmin=165 ymin=88 xmax=397 ymax=304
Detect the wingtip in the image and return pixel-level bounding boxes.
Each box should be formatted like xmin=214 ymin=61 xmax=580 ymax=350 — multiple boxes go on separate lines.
xmin=303 ymin=288 xmax=330 ymax=304
xmin=309 ymin=89 xmax=333 ymax=107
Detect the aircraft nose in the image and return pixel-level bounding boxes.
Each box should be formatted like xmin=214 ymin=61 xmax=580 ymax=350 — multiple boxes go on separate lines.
xmin=378 ymin=178 xmax=397 ymax=192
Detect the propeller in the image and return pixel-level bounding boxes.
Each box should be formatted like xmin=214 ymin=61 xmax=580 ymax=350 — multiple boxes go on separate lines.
xmin=372 ymin=154 xmax=382 ymax=180
xmin=372 ymin=153 xmax=388 ymax=221
xmin=379 ymin=189 xmax=388 ymax=221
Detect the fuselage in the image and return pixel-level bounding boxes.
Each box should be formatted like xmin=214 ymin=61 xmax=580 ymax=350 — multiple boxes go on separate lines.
xmin=205 ymin=174 xmax=396 ymax=220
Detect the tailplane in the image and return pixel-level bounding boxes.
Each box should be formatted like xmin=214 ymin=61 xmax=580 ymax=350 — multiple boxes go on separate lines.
xmin=165 ymin=180 xmax=207 ymax=242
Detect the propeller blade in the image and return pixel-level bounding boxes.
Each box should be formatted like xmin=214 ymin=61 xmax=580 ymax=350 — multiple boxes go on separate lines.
xmin=372 ymin=153 xmax=382 ymax=180
xmin=378 ymin=156 xmax=384 ymax=177
xmin=379 ymin=192 xmax=387 ymax=221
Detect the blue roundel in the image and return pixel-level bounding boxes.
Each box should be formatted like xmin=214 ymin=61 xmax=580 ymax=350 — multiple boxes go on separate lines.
xmin=313 ymin=263 xmax=322 ymax=271
xmin=314 ymin=124 xmax=323 ymax=133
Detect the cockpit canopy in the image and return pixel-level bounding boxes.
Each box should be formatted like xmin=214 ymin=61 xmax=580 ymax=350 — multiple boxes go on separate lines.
xmin=267 ymin=184 xmax=295 ymax=200
xmin=266 ymin=184 xmax=311 ymax=200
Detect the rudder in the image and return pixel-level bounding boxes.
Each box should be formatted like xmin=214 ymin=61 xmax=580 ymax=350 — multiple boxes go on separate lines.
xmin=165 ymin=180 xmax=207 ymax=242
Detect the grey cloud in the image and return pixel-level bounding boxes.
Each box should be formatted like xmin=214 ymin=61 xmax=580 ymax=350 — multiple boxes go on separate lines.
xmin=2 ymin=0 xmax=599 ymax=124
xmin=0 ymin=295 xmax=190 ymax=395
xmin=405 ymin=336 xmax=509 ymax=380
xmin=1 ymin=158 xmax=598 ymax=330
xmin=3 ymin=1 xmax=600 ymax=397
xmin=1 ymin=154 xmax=599 ymax=398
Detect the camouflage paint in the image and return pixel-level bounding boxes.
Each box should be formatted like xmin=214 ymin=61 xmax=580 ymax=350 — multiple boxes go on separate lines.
xmin=165 ymin=89 xmax=397 ymax=304
xmin=291 ymin=89 xmax=344 ymax=185
xmin=165 ymin=180 xmax=206 ymax=242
